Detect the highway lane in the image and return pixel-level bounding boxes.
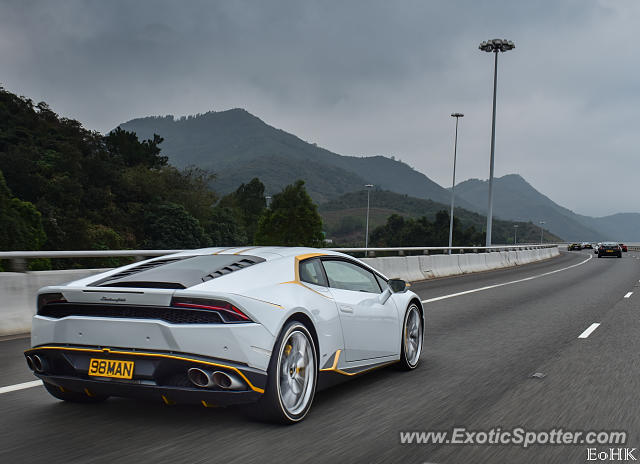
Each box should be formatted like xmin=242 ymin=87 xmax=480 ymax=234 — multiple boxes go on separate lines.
xmin=1 ymin=250 xmax=639 ymax=463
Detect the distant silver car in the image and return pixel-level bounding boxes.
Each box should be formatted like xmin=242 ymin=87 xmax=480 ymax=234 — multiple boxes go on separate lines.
xmin=25 ymin=247 xmax=424 ymax=423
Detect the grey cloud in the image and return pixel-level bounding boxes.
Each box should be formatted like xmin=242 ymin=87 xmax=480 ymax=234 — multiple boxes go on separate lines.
xmin=0 ymin=0 xmax=638 ymax=216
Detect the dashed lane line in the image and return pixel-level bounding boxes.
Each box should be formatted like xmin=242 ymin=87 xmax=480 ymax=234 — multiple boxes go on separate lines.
xmin=578 ymin=323 xmax=600 ymax=339
xmin=0 ymin=380 xmax=42 ymax=395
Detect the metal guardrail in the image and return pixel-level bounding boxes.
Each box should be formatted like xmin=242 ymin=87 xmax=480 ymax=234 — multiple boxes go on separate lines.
xmin=0 ymin=245 xmax=560 ymax=272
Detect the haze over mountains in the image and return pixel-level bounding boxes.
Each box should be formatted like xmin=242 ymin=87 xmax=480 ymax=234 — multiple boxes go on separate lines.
xmin=119 ymin=110 xmax=640 ymax=242
xmin=454 ymin=175 xmax=640 ymax=242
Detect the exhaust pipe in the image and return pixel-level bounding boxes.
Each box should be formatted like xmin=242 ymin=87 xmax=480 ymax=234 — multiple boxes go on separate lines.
xmin=32 ymin=355 xmax=47 ymax=373
xmin=211 ymin=371 xmax=245 ymax=391
xmin=25 ymin=355 xmax=35 ymax=371
xmin=187 ymin=368 xmax=215 ymax=388
xmin=187 ymin=368 xmax=246 ymax=390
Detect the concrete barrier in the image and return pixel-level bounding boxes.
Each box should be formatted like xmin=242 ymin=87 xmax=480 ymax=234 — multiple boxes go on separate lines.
xmin=428 ymin=254 xmax=463 ymax=278
xmin=1 ymin=247 xmax=561 ymax=336
xmin=365 ymin=247 xmax=560 ymax=283
xmin=0 ymin=269 xmax=107 ymax=337
xmin=458 ymin=253 xmax=488 ymax=274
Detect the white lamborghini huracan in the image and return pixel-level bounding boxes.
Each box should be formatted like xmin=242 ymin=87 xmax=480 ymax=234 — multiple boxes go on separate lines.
xmin=25 ymin=247 xmax=424 ymax=423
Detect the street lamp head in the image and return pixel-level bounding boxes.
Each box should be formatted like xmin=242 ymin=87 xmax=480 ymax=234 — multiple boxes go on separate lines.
xmin=451 ymin=113 xmax=464 ymax=118
xmin=365 ymin=184 xmax=374 ymax=188
xmin=479 ymin=38 xmax=515 ymax=53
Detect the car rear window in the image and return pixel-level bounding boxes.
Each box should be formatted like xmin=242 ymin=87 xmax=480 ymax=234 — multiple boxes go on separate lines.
xmin=91 ymin=254 xmax=265 ymax=289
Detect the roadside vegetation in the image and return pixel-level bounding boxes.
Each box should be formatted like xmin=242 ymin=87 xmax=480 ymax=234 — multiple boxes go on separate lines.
xmin=0 ymin=86 xmax=559 ymax=270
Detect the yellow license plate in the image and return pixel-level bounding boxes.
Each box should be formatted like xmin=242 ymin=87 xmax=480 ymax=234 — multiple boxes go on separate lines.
xmin=88 ymin=358 xmax=134 ymax=379
xmin=606 ymin=250 xmax=613 ymax=252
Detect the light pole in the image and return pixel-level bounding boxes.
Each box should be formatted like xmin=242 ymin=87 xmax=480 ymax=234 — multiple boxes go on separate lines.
xmin=448 ymin=113 xmax=464 ymax=254
xmin=513 ymin=224 xmax=518 ymax=245
xmin=479 ymin=38 xmax=515 ymax=246
xmin=539 ymin=220 xmax=545 ymax=244
xmin=364 ymin=184 xmax=374 ymax=251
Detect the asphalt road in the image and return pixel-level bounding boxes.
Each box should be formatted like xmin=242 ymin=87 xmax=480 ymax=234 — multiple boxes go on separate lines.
xmin=1 ymin=250 xmax=639 ymax=464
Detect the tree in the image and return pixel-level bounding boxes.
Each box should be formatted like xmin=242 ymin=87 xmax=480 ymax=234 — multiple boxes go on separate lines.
xmin=143 ymin=203 xmax=209 ymax=249
xmin=105 ymin=127 xmax=168 ymax=168
xmin=255 ymin=180 xmax=323 ymax=247
xmin=0 ymin=170 xmax=46 ymax=251
xmin=369 ymin=211 xmax=483 ymax=248
xmin=217 ymin=177 xmax=266 ymax=243
xmin=205 ymin=206 xmax=247 ymax=246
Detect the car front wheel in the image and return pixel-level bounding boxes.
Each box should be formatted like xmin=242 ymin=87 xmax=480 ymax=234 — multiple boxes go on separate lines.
xmin=398 ymin=304 xmax=423 ymax=370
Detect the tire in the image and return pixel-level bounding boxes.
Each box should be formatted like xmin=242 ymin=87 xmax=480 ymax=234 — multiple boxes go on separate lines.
xmin=256 ymin=321 xmax=317 ymax=424
xmin=43 ymin=381 xmax=109 ymax=403
xmin=398 ymin=303 xmax=423 ymax=370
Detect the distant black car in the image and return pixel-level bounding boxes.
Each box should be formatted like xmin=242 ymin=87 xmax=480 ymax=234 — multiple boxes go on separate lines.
xmin=568 ymin=243 xmax=581 ymax=251
xmin=598 ymin=243 xmax=622 ymax=258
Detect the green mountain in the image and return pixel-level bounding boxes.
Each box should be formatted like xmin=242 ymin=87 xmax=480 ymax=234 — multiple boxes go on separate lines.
xmin=118 ymin=110 xmax=475 ymax=207
xmin=319 ymin=189 xmax=562 ymax=245
xmin=454 ymin=174 xmax=640 ymax=242
xmin=119 ymin=110 xmax=639 ymax=242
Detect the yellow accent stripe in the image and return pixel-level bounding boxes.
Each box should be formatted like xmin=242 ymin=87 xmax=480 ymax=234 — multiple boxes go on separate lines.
xmin=212 ymin=247 xmax=234 ymax=255
xmin=279 ymin=252 xmax=332 ymax=299
xmin=279 ymin=280 xmax=331 ymax=299
xmin=161 ymin=395 xmax=175 ymax=405
xmin=233 ymin=247 xmax=260 ymax=255
xmin=201 ymin=400 xmax=217 ymax=408
xmin=319 ymin=349 xmax=398 ymax=376
xmin=84 ymin=388 xmax=94 ymax=397
xmin=293 ymin=253 xmax=326 ymax=282
xmin=26 ymin=346 xmax=264 ymax=394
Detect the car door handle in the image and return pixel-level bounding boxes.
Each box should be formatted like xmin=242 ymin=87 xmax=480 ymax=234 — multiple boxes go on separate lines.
xmin=339 ymin=304 xmax=354 ymax=313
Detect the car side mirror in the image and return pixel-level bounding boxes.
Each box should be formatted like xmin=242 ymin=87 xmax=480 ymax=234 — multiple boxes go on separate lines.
xmin=388 ymin=279 xmax=408 ymax=293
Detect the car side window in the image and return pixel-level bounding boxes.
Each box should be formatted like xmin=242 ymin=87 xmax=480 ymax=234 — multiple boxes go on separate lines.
xmin=375 ymin=274 xmax=388 ymax=291
xmin=299 ymin=258 xmax=328 ymax=287
xmin=322 ymin=260 xmax=381 ymax=294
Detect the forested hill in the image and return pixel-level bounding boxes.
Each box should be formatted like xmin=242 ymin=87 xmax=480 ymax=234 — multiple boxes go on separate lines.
xmin=119 ymin=110 xmax=475 ymax=207
xmin=0 ymin=87 xmax=228 ymax=258
xmin=320 ymin=189 xmax=562 ymax=245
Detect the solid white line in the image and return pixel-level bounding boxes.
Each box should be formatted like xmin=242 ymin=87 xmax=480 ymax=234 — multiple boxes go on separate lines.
xmin=0 ymin=380 xmax=42 ymax=395
xmin=421 ymin=254 xmax=592 ymax=304
xmin=624 ymin=292 xmax=633 ymax=298
xmin=578 ymin=323 xmax=601 ymax=339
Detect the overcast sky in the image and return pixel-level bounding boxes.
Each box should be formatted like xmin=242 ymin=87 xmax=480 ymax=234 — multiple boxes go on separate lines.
xmin=1 ymin=0 xmax=637 ymax=216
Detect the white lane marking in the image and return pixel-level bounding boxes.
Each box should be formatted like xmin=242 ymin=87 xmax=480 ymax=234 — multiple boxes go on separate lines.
xmin=624 ymin=292 xmax=633 ymax=298
xmin=0 ymin=380 xmax=42 ymax=395
xmin=422 ymin=254 xmax=592 ymax=304
xmin=578 ymin=323 xmax=600 ymax=339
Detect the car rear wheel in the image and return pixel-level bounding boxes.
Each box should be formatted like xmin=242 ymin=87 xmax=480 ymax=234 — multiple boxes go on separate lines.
xmin=43 ymin=381 xmax=109 ymax=403
xmin=398 ymin=304 xmax=423 ymax=370
xmin=256 ymin=321 xmax=317 ymax=424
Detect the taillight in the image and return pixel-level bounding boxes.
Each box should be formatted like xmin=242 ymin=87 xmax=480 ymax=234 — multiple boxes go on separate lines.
xmin=170 ymin=297 xmax=252 ymax=323
xmin=37 ymin=293 xmax=67 ymax=314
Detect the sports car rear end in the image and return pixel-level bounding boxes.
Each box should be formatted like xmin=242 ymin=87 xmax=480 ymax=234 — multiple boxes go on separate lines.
xmin=24 ymin=251 xmax=282 ymax=406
